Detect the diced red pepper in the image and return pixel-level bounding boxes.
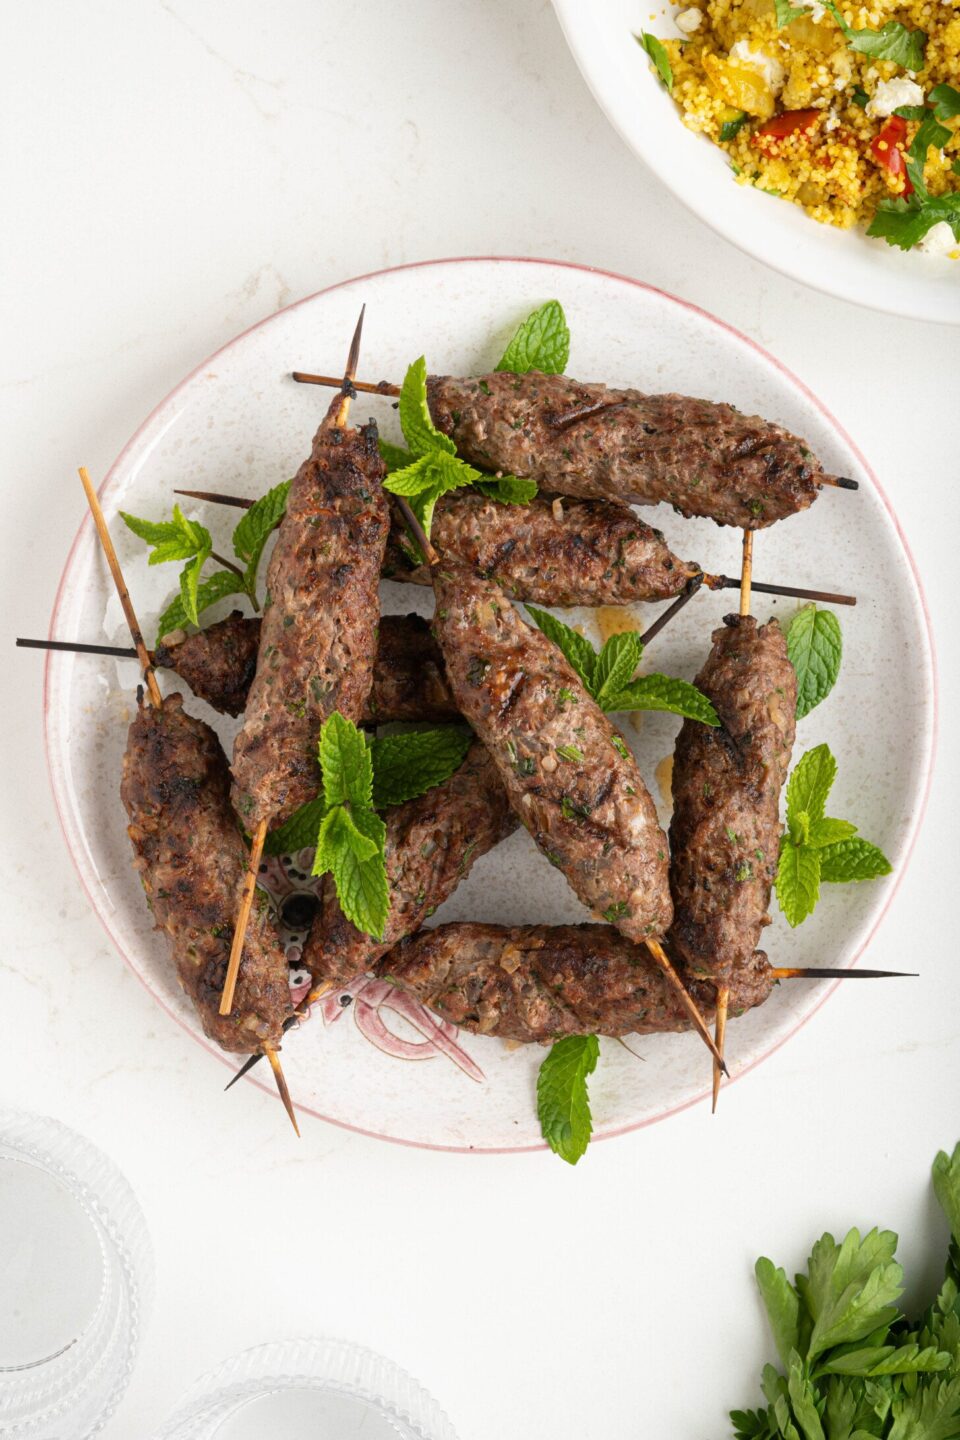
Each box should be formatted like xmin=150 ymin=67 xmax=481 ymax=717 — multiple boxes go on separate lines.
xmin=870 ymin=116 xmax=913 ymax=197
xmin=752 ymin=109 xmax=821 ymax=153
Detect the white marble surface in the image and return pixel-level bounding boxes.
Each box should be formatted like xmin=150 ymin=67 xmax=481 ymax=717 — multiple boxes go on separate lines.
xmin=1 ymin=3 xmax=958 ymax=1436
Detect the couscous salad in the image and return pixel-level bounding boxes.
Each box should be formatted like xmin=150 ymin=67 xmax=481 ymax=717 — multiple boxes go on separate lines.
xmin=637 ymin=1 xmax=960 ymax=254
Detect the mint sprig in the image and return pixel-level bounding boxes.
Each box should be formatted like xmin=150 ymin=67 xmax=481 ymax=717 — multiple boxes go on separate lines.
xmin=495 ymin=300 xmax=570 ymax=375
xmin=731 ymin=1146 xmax=960 ymax=1440
xmin=537 ymin=1033 xmax=599 ymax=1165
xmin=121 ymin=505 xmax=213 ymax=628
xmin=775 ymin=744 xmax=892 ymax=928
xmin=526 ymin=606 xmax=719 ymax=727
xmin=232 ymin=479 xmax=291 ymax=591
xmin=787 ymin=605 xmax=842 ymax=720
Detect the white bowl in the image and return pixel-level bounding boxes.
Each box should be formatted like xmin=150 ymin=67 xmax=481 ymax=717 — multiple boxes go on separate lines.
xmin=551 ymin=0 xmax=960 ymax=323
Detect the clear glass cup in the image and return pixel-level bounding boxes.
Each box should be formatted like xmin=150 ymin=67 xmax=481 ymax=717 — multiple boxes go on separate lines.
xmin=0 ymin=1110 xmax=153 ymax=1437
xmin=151 ymin=1338 xmax=459 ymax=1440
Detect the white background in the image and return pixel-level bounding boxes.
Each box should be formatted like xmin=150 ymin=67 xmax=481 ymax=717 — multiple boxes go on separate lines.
xmin=2 ymin=3 xmax=958 ymax=1436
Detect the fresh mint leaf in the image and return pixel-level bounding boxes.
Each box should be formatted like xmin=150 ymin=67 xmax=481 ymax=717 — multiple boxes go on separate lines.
xmin=178 ymin=547 xmax=210 ymax=627
xmin=756 ymin=1259 xmax=802 ymax=1369
xmin=605 ymin=674 xmax=720 ymax=726
xmin=315 ymin=806 xmax=389 ymax=939
xmin=319 ymin=711 xmax=374 ymax=811
xmin=383 ymin=453 xmax=443 ymax=496
xmin=787 ymin=606 xmax=843 ymax=720
xmin=525 ymin=606 xmax=597 ymax=691
xmin=473 ymin=475 xmax=539 ymax=504
xmin=379 ymin=438 xmax=414 ymax=472
xmin=822 ymin=2 xmax=926 ymax=69
xmin=776 ymin=839 xmax=821 ymax=928
xmin=774 ymin=0 xmax=809 ymax=25
xmin=931 ymin=84 xmax=960 ymax=120
xmin=231 ymin=479 xmax=291 ymax=586
xmin=120 ymin=511 xmax=183 ymax=547
xmin=398 ymin=357 xmax=456 ymax=458
xmin=818 ymin=839 xmax=892 ymax=883
xmin=786 ymin=744 xmax=837 ymax=827
xmin=122 ymin=504 xmax=211 ymax=567
xmin=806 ymin=818 xmax=858 ymax=848
xmin=592 ymin=631 xmax=644 ymax=710
xmin=536 ymin=1033 xmax=599 ymax=1165
xmin=495 ymin=301 xmax=570 ymax=375
xmin=263 ymin=797 xmax=326 ymax=857
xmin=370 ymin=726 xmax=473 ymax=810
xmin=933 ymin=1145 xmax=960 ymax=1246
xmin=155 ymin=569 xmax=247 ymax=643
xmin=637 ymin=31 xmax=673 ymax=91
xmin=869 ymin=192 xmax=960 ymax=251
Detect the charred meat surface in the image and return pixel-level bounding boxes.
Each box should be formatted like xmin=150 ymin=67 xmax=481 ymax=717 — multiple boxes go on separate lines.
xmin=120 ymin=693 xmax=293 ymax=1053
xmin=383 ymin=490 xmax=699 ymax=606
xmin=381 ymin=923 xmax=775 ymax=1042
xmin=231 ymin=400 xmax=389 ymax=827
xmin=427 ymin=371 xmax=828 ymax=530
xmin=302 ymin=741 xmax=517 ymax=989
xmin=668 ymin=614 xmax=797 ymax=984
xmin=432 ymin=564 xmax=672 ymax=940
xmin=157 ymin=612 xmax=457 ymax=724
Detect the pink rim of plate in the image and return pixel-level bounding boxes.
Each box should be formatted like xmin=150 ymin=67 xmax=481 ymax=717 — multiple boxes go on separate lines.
xmin=43 ymin=255 xmax=938 ymax=1155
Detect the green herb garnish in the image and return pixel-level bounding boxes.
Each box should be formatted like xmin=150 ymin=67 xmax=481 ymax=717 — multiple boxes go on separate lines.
xmin=636 ymin=31 xmax=673 ymax=92
xmin=526 ymin=607 xmax=719 ymax=726
xmin=731 ymin=1143 xmax=960 ymax=1440
xmin=822 ymin=0 xmax=927 ymax=70
xmin=536 ymin=1034 xmax=599 ymax=1165
xmin=775 ymin=743 xmax=892 ymax=928
xmin=495 ymin=299 xmax=570 ymax=375
xmin=786 ymin=604 xmax=842 ymax=719
xmin=773 ymin=0 xmax=808 ymax=26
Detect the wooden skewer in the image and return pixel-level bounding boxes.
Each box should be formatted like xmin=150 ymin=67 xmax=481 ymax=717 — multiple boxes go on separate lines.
xmin=171 ymin=489 xmax=857 ymax=608
xmin=288 ymin=372 xmax=859 ymax=492
xmin=224 ymin=979 xmax=336 ymax=1090
xmin=76 ymin=467 xmax=298 ymax=1130
xmin=219 ymin=307 xmax=366 ymax=1022
xmin=771 ymin=966 xmax=917 ymax=979
xmin=265 ymin=1044 xmax=300 ymax=1136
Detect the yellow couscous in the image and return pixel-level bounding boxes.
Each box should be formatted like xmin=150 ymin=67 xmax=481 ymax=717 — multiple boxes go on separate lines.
xmin=639 ymin=1 xmax=960 ymax=253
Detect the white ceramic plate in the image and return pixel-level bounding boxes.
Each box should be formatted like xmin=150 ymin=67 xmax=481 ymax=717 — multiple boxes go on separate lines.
xmin=551 ymin=0 xmax=960 ymax=324
xmin=45 ymin=257 xmax=935 ymax=1152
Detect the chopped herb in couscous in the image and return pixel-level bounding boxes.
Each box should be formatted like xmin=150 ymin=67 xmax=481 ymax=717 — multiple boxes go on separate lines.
xmin=636 ymin=2 xmax=960 ymax=254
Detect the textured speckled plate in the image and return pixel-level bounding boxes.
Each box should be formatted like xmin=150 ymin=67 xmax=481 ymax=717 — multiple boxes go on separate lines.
xmin=44 ymin=258 xmax=935 ymax=1151
xmin=551 ymin=0 xmax=960 ymax=324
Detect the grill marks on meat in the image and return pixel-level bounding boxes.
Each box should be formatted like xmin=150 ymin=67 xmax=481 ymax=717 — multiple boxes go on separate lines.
xmin=668 ymin=615 xmax=797 ymax=984
xmin=301 ymin=741 xmax=517 ymax=990
xmin=432 ymin=565 xmax=672 ymax=940
xmin=427 ymin=371 xmax=826 ymax=530
xmin=157 ymin=612 xmax=458 ymax=723
xmin=383 ymin=490 xmax=699 ymax=606
xmin=231 ymin=401 xmax=389 ymax=827
xmin=120 ymin=694 xmax=293 ymax=1053
xmin=380 ymin=923 xmax=775 ymax=1042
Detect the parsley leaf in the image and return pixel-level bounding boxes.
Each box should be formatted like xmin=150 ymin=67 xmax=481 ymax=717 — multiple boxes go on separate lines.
xmin=496 ymin=300 xmax=570 ymax=375
xmin=869 ymin=192 xmax=960 ymax=252
xmin=933 ymin=1144 xmax=960 ymax=1246
xmin=801 ymin=1229 xmax=903 ymax=1361
xmin=525 ymin=608 xmax=718 ymax=725
xmin=536 ymin=1034 xmax=599 ymax=1165
xmin=637 ymin=31 xmax=673 ymax=91
xmin=369 ymin=725 xmax=473 ymax=810
xmin=774 ymin=0 xmax=809 ymax=25
xmin=231 ymin=479 xmax=291 ymax=590
xmin=931 ymin=84 xmax=960 ymax=121
xmin=756 ymin=1258 xmax=802 ymax=1369
xmin=787 ymin=605 xmax=842 ymax=719
xmin=822 ymin=1 xmax=927 ymax=69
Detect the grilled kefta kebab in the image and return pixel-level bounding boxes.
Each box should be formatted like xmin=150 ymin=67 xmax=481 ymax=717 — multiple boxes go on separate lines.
xmin=291 ymin=368 xmax=857 ymax=530
xmin=667 ymin=610 xmax=797 ymax=1078
xmin=121 ymin=693 xmax=294 ymax=1054
xmin=181 ymin=486 xmax=857 ymax=611
xmin=379 ymin=922 xmax=775 ymax=1041
xmin=222 ymin=311 xmax=388 ymax=1015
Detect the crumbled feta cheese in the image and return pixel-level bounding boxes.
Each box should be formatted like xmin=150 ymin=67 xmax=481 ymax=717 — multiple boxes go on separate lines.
xmin=675 ymin=6 xmax=702 ymax=32
xmin=729 ymin=40 xmax=785 ymax=93
xmin=809 ymin=2 xmax=827 ymax=18
xmin=917 ymin=221 xmax=959 ymax=258
xmin=824 ymin=110 xmax=840 ymax=131
xmin=866 ymin=77 xmax=925 ymax=118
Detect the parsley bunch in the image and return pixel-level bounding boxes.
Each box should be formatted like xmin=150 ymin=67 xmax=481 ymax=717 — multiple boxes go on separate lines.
xmin=526 ymin=606 xmax=719 ymax=726
xmin=732 ymin=1143 xmax=960 ymax=1440
xmin=121 ymin=480 xmax=290 ymax=641
xmin=263 ymin=715 xmax=472 ymax=939
xmin=776 ymin=744 xmax=891 ymax=928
